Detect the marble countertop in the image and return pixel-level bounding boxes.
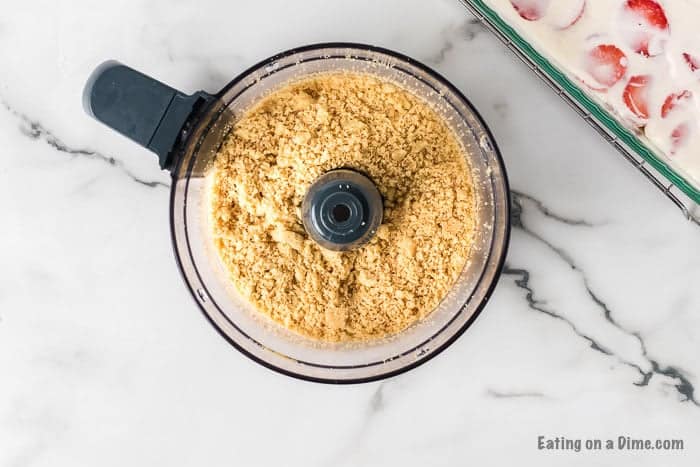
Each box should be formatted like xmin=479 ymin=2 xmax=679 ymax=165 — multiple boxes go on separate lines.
xmin=2 ymin=0 xmax=699 ymax=465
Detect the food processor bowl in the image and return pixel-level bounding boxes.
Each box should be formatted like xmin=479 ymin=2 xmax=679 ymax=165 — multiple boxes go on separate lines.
xmin=84 ymin=43 xmax=511 ymax=383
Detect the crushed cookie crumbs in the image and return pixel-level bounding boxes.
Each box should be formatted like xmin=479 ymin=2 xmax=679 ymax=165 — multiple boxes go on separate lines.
xmin=209 ymin=72 xmax=477 ymax=342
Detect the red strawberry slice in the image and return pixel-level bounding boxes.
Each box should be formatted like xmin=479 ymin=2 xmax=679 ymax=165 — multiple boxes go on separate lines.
xmin=626 ymin=0 xmax=668 ymax=29
xmin=621 ymin=0 xmax=669 ymax=56
xmin=585 ymin=44 xmax=628 ymax=88
xmin=509 ymin=0 xmax=550 ymax=21
xmin=683 ymin=53 xmax=700 ymax=72
xmin=661 ymin=90 xmax=692 ymax=118
xmin=670 ymin=123 xmax=690 ymax=155
xmin=623 ymin=75 xmax=651 ymax=119
xmin=548 ymin=0 xmax=586 ymax=29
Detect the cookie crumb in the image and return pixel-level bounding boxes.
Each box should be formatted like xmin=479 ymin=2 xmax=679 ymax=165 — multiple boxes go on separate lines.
xmin=210 ymin=72 xmax=477 ymax=342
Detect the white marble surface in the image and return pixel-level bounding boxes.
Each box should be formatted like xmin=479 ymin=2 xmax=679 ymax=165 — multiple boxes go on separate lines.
xmin=2 ymin=0 xmax=699 ymax=465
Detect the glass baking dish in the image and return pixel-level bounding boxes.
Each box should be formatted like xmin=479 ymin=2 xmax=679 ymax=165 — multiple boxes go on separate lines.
xmin=459 ymin=0 xmax=700 ymax=225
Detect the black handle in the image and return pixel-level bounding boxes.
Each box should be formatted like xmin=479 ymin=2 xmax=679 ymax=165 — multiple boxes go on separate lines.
xmin=83 ymin=61 xmax=212 ymax=171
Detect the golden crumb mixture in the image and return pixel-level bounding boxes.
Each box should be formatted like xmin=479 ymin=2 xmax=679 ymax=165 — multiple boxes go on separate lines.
xmin=209 ymin=72 xmax=476 ymax=342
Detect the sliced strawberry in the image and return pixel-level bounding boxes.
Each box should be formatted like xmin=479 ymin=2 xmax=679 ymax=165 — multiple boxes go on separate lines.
xmin=626 ymin=0 xmax=668 ymax=29
xmin=683 ymin=53 xmax=700 ymax=72
xmin=548 ymin=0 xmax=586 ymax=29
xmin=633 ymin=40 xmax=652 ymax=58
xmin=661 ymin=90 xmax=692 ymax=118
xmin=670 ymin=123 xmax=690 ymax=155
xmin=620 ymin=0 xmax=669 ymax=56
xmin=579 ymin=77 xmax=608 ymax=93
xmin=585 ymin=44 xmax=628 ymax=88
xmin=509 ymin=0 xmax=550 ymax=21
xmin=622 ymin=75 xmax=651 ymax=119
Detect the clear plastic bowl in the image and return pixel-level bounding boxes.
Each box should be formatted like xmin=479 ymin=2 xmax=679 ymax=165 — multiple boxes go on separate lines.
xmin=169 ymin=44 xmax=510 ymax=383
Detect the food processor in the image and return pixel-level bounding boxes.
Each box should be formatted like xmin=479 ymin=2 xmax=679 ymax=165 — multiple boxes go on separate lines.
xmin=83 ymin=43 xmax=511 ymax=383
